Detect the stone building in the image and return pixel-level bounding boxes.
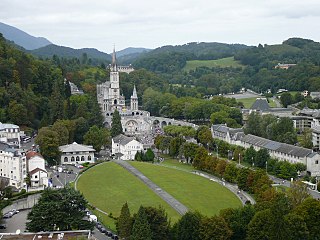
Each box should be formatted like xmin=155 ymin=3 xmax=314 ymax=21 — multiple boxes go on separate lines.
xmin=97 ymin=48 xmax=153 ymax=135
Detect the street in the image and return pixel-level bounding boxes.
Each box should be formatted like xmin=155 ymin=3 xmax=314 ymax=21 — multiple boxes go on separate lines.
xmin=0 ymin=209 xmax=30 ymax=233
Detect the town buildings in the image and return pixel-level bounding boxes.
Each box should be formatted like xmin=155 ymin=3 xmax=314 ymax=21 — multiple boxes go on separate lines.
xmin=59 ymin=142 xmax=95 ymax=165
xmin=211 ymin=124 xmax=320 ymax=176
xmin=0 ymin=122 xmax=21 ymax=147
xmin=111 ymin=134 xmax=143 ymax=160
xmin=26 ymin=151 xmax=48 ymax=189
xmin=0 ymin=142 xmax=26 ymax=189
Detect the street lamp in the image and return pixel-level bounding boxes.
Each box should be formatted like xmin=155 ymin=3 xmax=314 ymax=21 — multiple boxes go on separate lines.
xmin=238 ymin=153 xmax=241 ymax=165
xmin=216 ymin=145 xmax=219 ymax=158
xmin=266 ymin=160 xmax=268 ymax=172
xmin=252 ymin=157 xmax=254 ymax=168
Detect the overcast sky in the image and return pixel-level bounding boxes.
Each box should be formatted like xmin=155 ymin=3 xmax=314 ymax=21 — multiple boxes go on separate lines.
xmin=1 ymin=0 xmax=320 ymax=53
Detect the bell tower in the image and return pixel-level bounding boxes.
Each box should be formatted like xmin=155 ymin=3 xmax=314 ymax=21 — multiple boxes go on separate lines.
xmin=131 ymin=85 xmax=138 ymax=110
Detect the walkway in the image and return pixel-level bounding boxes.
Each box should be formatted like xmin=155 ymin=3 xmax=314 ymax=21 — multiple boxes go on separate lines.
xmin=114 ymin=160 xmax=188 ymax=215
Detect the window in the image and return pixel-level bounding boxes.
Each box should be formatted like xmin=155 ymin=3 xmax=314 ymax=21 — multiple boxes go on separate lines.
xmin=316 ymin=160 xmax=319 ymax=164
xmin=76 ymin=156 xmax=80 ymax=162
xmin=81 ymin=156 xmax=85 ymax=161
xmin=71 ymin=157 xmax=75 ymax=162
xmin=35 ymin=175 xmax=38 ymax=179
xmin=88 ymin=156 xmax=92 ymax=161
xmin=64 ymin=157 xmax=68 ymax=162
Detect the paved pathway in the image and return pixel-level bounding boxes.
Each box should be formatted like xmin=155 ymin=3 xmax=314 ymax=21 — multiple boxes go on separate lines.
xmin=114 ymin=160 xmax=188 ymax=215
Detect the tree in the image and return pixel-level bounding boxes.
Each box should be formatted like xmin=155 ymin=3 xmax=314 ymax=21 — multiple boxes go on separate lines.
xmin=280 ymin=92 xmax=293 ymax=108
xmin=116 ymin=202 xmax=132 ymax=239
xmin=196 ymin=126 xmax=213 ymax=149
xmin=131 ymin=206 xmax=152 ymax=240
xmin=169 ymin=137 xmax=185 ymax=157
xmin=255 ymin=148 xmax=270 ymax=168
xmin=111 ymin=109 xmax=123 ymax=137
xmin=224 ymin=163 xmax=239 ymax=183
xmin=173 ymin=211 xmax=202 ymax=240
xmin=26 ymin=187 xmax=93 ymax=232
xmin=8 ymin=100 xmax=29 ymax=125
xmin=294 ymin=198 xmax=320 ymax=239
xmin=220 ymin=205 xmax=256 ymax=240
xmin=243 ymin=146 xmax=256 ymax=165
xmin=52 ymin=120 xmax=69 ymax=145
xmin=299 ymin=128 xmax=313 ymax=149
xmin=84 ymin=125 xmax=111 ymax=152
xmin=143 ymin=206 xmax=170 ymax=240
xmin=35 ymin=127 xmax=60 ymax=166
xmin=246 ymin=209 xmax=273 ymax=240
xmin=287 ymin=181 xmax=310 ymax=209
xmin=199 ymin=216 xmax=232 ymax=240
xmin=284 ymin=213 xmax=309 ymax=240
xmin=144 ymin=148 xmax=155 ymax=162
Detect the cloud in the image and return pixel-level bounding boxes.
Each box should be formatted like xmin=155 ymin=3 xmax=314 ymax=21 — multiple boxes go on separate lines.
xmin=0 ymin=0 xmax=320 ymax=52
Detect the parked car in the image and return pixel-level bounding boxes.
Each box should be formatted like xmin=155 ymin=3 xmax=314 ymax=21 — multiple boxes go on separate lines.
xmin=0 ymin=224 xmax=6 ymax=229
xmin=113 ymin=235 xmax=119 ymax=240
xmin=10 ymin=209 xmax=19 ymax=215
xmin=100 ymin=227 xmax=106 ymax=233
xmin=3 ymin=212 xmax=13 ymax=218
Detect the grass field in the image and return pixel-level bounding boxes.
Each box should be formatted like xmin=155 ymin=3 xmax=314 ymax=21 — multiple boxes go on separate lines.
xmin=160 ymin=158 xmax=194 ymax=172
xmin=183 ymin=57 xmax=243 ymax=71
xmin=130 ymin=161 xmax=242 ymax=216
xmin=77 ymin=162 xmax=181 ymax=229
xmin=237 ymin=97 xmax=277 ymax=108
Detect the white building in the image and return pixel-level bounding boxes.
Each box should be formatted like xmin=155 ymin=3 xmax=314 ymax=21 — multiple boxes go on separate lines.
xmin=0 ymin=142 xmax=26 ymax=189
xmin=59 ymin=142 xmax=95 ymax=165
xmin=26 ymin=151 xmax=48 ymax=188
xmin=0 ymin=122 xmax=21 ymax=147
xmin=112 ymin=134 xmax=143 ymax=160
xmin=211 ymin=124 xmax=320 ymax=176
xmin=97 ymin=48 xmax=153 ymax=135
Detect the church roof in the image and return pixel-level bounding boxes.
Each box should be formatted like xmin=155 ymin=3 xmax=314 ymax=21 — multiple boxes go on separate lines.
xmin=59 ymin=142 xmax=96 ymax=153
xmin=111 ymin=46 xmax=117 ymax=71
xmin=250 ymin=98 xmax=270 ymax=111
xmin=113 ymin=134 xmax=135 ymax=145
xmin=131 ymin=85 xmax=138 ymax=98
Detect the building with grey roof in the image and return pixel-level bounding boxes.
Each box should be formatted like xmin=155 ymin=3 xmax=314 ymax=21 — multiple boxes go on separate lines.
xmin=250 ymin=98 xmax=270 ymax=111
xmin=112 ymin=134 xmax=143 ymax=160
xmin=211 ymin=125 xmax=320 ymax=176
xmin=0 ymin=122 xmax=21 ymax=147
xmin=59 ymin=142 xmax=95 ymax=165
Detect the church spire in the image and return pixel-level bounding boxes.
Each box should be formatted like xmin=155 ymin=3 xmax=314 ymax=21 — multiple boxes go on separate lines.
xmin=132 ymin=85 xmax=138 ymax=98
xmin=111 ymin=45 xmax=117 ymax=71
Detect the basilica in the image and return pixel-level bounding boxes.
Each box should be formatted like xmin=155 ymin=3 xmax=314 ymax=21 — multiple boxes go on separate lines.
xmin=97 ymin=48 xmax=153 ymax=135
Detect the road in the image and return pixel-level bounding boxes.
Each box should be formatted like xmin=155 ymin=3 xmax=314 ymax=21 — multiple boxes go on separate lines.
xmin=0 ymin=209 xmax=30 ymax=234
xmin=114 ymin=160 xmax=188 ymax=215
xmin=268 ymin=174 xmax=320 ymax=199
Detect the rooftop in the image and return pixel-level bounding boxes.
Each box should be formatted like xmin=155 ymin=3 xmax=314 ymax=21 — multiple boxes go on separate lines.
xmin=59 ymin=142 xmax=95 ymax=153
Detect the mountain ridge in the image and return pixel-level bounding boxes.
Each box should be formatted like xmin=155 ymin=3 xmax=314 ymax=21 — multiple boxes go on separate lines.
xmin=0 ymin=22 xmax=52 ymax=50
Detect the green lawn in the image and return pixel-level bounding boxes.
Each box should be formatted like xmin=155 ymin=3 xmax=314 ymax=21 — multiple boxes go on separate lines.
xmin=183 ymin=57 xmax=243 ymax=71
xmin=77 ymin=162 xmax=181 ymax=229
xmin=130 ymin=161 xmax=242 ymax=216
xmin=160 ymin=157 xmax=194 ymax=172
xmin=237 ymin=97 xmax=277 ymax=108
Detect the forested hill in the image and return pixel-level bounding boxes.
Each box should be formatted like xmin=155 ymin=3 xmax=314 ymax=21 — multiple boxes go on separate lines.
xmin=30 ymin=44 xmax=111 ymax=64
xmin=0 ymin=32 xmax=104 ymax=136
xmin=235 ymin=38 xmax=320 ymax=68
xmin=132 ymin=42 xmax=249 ymax=73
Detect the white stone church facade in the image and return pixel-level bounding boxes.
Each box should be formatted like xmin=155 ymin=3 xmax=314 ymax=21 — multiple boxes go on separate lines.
xmin=97 ymin=48 xmax=153 ymax=135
